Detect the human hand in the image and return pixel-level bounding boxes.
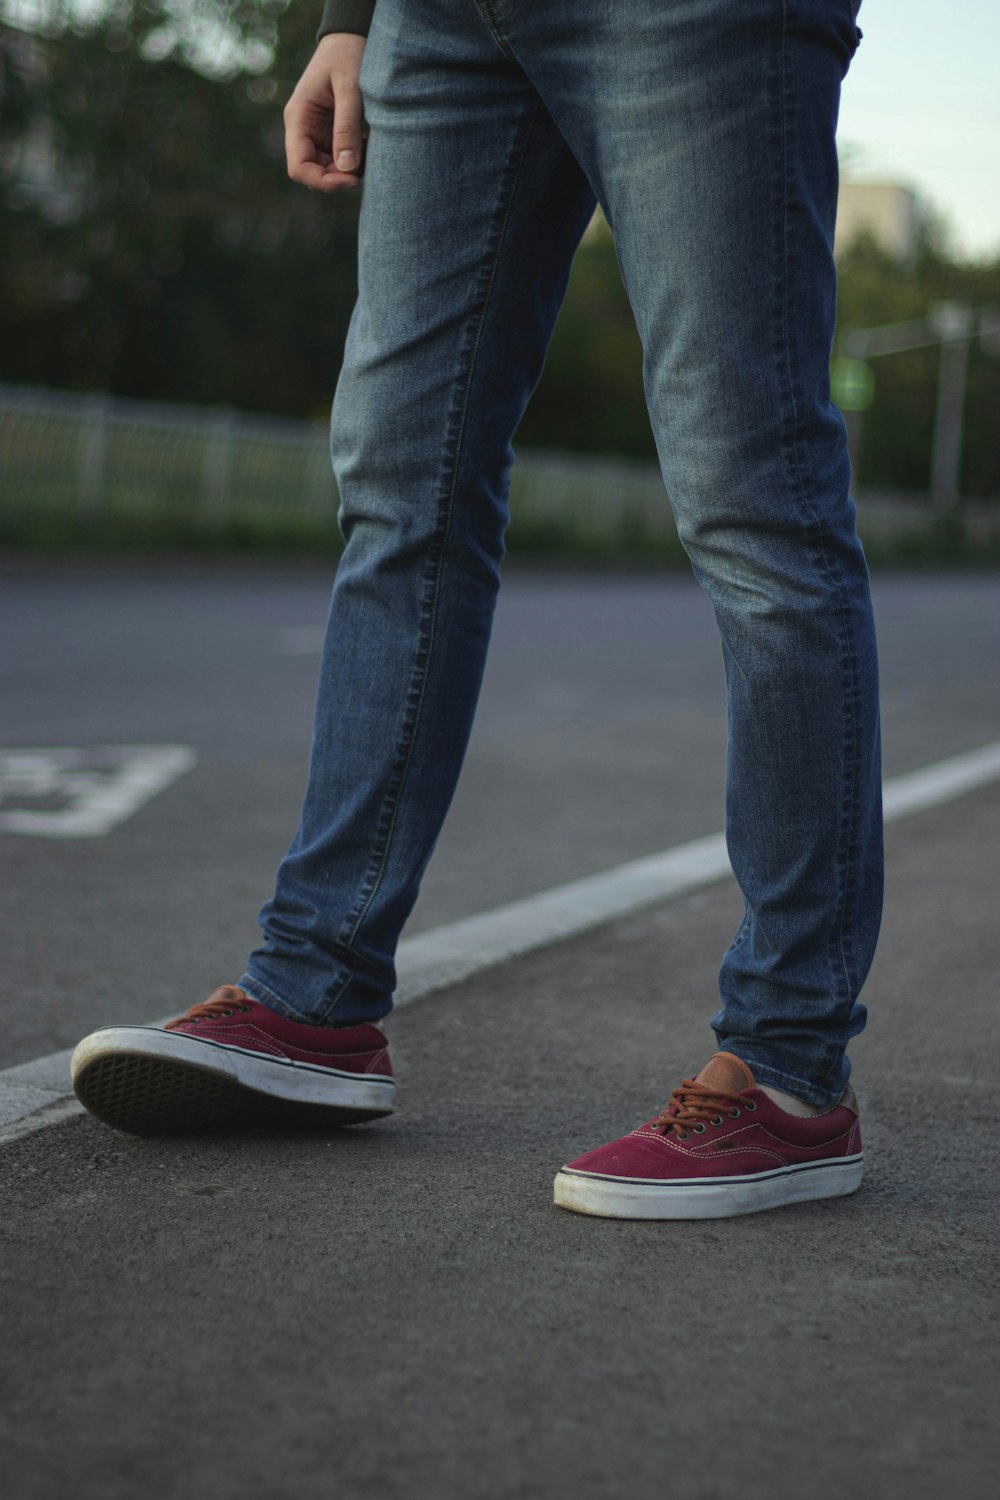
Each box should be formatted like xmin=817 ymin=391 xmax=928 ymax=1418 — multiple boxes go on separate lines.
xmin=284 ymin=34 xmax=368 ymax=193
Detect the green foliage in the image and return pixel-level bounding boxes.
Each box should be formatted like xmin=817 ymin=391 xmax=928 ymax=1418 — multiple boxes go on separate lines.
xmin=518 ymin=217 xmax=652 ymax=458
xmin=1 ymin=0 xmax=359 ymax=416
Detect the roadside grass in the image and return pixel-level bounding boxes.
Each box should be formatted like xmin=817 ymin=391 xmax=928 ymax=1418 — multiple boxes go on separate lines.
xmin=4 ymin=492 xmax=998 ymax=568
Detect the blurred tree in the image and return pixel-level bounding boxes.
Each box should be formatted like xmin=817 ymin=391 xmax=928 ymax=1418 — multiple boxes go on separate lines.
xmin=519 ymin=210 xmax=652 ymax=458
xmin=1 ymin=0 xmax=361 ymax=416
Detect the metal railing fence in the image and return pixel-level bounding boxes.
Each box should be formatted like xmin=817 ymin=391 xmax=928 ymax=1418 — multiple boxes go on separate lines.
xmin=2 ymin=382 xmax=995 ymax=560
xmin=0 ymin=382 xmax=678 ymax=551
xmin=0 ymin=384 xmax=335 ymax=534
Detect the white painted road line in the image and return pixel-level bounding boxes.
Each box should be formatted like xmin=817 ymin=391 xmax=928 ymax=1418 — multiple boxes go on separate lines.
xmin=0 ymin=1052 xmax=85 ymax=1141
xmin=880 ymin=739 xmax=1000 ymax=821
xmin=393 ymin=830 xmax=729 ymax=1007
xmin=394 ymin=739 xmax=1000 ymax=1007
xmin=2 ymin=739 xmax=999 ymax=1145
xmin=0 ymin=745 xmax=197 ymax=838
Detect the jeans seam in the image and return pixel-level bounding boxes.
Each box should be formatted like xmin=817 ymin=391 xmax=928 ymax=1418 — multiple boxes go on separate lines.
xmin=777 ymin=2 xmax=860 ymax=1072
xmin=726 ymin=907 xmax=752 ymax=956
xmin=332 ymin=94 xmax=545 ymax=991
xmin=472 ymin=0 xmax=518 ymax=62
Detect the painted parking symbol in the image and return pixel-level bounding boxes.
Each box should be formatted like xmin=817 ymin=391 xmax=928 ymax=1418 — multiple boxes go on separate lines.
xmin=0 ymin=745 xmax=197 ymax=838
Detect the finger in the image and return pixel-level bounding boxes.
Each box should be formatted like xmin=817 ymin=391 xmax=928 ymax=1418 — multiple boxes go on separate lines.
xmin=285 ymin=120 xmax=360 ymax=192
xmin=330 ymin=85 xmax=366 ymax=174
xmin=294 ymin=159 xmax=362 ymax=193
xmin=285 ymin=96 xmax=323 ymax=172
xmin=286 ymin=134 xmax=362 ymax=192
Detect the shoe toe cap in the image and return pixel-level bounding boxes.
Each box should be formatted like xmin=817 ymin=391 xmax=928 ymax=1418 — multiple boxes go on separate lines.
xmin=563 ymin=1129 xmax=675 ymax=1180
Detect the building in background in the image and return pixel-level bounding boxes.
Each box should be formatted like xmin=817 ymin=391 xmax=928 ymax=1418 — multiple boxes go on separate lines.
xmin=836 ymin=180 xmax=921 ymax=263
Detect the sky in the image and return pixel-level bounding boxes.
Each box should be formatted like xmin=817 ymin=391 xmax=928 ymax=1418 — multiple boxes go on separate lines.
xmin=837 ymin=0 xmax=1000 ymax=258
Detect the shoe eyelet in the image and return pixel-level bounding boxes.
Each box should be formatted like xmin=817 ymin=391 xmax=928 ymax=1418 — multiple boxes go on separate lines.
xmin=239 ymin=1003 xmax=251 ymax=1012
xmin=693 ymin=1123 xmax=707 ymax=1134
xmin=221 ymin=1008 xmax=233 ymax=1016
xmin=676 ymin=1130 xmax=690 ymax=1141
xmin=728 ymin=1107 xmax=741 ymax=1117
xmin=710 ymin=1116 xmax=724 ymax=1127
xmin=745 ymin=1100 xmax=757 ymax=1112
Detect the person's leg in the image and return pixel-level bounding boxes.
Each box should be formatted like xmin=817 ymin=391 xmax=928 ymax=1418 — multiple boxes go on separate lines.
xmin=72 ymin=4 xmax=598 ymax=1137
xmin=239 ymin=1 xmax=597 ymax=1026
xmin=501 ymin=0 xmax=880 ymax=1108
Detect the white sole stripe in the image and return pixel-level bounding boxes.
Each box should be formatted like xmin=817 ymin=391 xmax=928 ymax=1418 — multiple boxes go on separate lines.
xmin=560 ymin=1151 xmax=865 ymax=1188
xmin=2 ymin=739 xmax=999 ymax=1144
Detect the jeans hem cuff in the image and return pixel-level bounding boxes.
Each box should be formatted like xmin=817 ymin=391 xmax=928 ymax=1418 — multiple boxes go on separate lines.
xmin=719 ymin=1049 xmax=849 ymax=1111
xmin=238 ymin=972 xmax=395 ymax=1028
xmin=237 ymin=974 xmax=317 ymax=1026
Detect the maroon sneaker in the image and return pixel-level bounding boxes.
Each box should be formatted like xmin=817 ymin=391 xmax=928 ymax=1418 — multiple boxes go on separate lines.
xmin=554 ymin=1052 xmax=862 ymax=1219
xmin=71 ymin=985 xmax=395 ymax=1136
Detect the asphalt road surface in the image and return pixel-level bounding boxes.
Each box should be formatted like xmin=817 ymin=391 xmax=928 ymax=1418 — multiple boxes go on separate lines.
xmin=1 ymin=560 xmax=998 ymax=1500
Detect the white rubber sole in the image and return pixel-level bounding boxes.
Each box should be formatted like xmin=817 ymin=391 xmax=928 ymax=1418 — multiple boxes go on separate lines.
xmin=553 ymin=1154 xmax=864 ymax=1220
xmin=71 ymin=1026 xmax=396 ymax=1136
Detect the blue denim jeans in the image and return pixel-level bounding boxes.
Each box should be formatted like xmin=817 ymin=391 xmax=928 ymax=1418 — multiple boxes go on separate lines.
xmin=241 ymin=0 xmax=881 ymax=1108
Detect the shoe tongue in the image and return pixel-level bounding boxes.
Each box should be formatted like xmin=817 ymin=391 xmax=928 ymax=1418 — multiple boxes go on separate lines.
xmin=694 ymin=1052 xmax=757 ymax=1093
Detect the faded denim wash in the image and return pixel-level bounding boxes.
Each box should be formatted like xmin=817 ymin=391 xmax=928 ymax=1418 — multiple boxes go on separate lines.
xmin=241 ymin=0 xmax=881 ymax=1108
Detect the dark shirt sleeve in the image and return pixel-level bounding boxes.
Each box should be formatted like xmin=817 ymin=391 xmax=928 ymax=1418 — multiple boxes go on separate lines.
xmin=316 ymin=0 xmax=375 ymax=41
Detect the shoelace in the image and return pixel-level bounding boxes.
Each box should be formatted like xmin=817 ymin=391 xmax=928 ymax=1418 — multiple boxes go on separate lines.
xmin=165 ymin=993 xmax=252 ymax=1031
xmin=652 ymin=1080 xmax=758 ymax=1141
